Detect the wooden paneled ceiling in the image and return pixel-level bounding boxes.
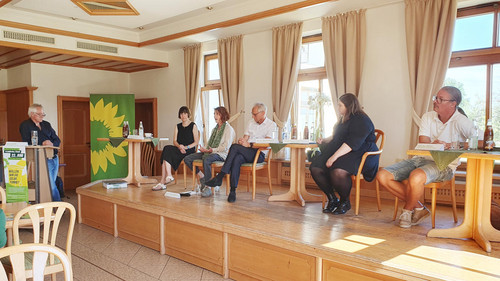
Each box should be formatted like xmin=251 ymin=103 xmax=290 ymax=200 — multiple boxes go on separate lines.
xmin=0 ymin=45 xmax=167 ymax=73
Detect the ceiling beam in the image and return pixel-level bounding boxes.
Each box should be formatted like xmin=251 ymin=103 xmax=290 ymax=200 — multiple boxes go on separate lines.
xmin=140 ymin=0 xmax=337 ymax=47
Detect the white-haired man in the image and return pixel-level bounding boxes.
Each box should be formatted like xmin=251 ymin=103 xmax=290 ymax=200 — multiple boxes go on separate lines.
xmin=19 ymin=104 xmax=61 ymax=201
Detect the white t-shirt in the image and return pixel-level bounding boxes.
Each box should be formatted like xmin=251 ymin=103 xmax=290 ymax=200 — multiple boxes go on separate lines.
xmin=419 ymin=109 xmax=481 ymax=170
xmin=244 ymin=117 xmax=277 ymax=140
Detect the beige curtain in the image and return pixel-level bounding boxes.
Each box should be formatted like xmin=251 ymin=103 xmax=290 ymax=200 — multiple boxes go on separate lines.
xmin=322 ymin=10 xmax=366 ymax=116
xmin=406 ymin=0 xmax=456 ymax=147
xmin=271 ymin=22 xmax=303 ymax=130
xmin=183 ymin=43 xmax=202 ymax=120
xmin=218 ymin=35 xmax=243 ymax=118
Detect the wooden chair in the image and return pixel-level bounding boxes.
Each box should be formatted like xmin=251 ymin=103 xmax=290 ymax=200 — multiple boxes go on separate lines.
xmin=140 ymin=142 xmax=156 ymax=177
xmin=0 ymin=243 xmax=73 ymax=281
xmin=321 ymin=129 xmax=385 ymax=215
xmin=188 ymin=159 xmax=230 ymax=194
xmin=393 ymin=176 xmax=457 ymax=228
xmin=2 ymin=202 xmax=76 ymax=280
xmin=240 ymin=147 xmax=273 ymax=200
xmin=174 ymin=160 xmax=188 ymax=189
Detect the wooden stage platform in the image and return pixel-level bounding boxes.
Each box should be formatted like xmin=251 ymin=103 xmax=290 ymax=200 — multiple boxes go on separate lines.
xmin=76 ymin=179 xmax=500 ymax=281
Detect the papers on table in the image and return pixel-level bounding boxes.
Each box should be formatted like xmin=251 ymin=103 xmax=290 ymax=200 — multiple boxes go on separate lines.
xmin=414 ymin=143 xmax=445 ymax=151
xmin=127 ymin=135 xmax=144 ymax=140
xmin=251 ymin=138 xmax=280 ymax=144
xmin=282 ymin=139 xmax=311 ymax=144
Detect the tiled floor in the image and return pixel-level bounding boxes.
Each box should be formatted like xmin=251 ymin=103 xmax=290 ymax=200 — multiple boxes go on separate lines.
xmin=19 ymin=190 xmax=229 ymax=281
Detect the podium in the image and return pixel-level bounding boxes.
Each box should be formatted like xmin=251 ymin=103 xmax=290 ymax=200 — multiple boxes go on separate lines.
xmin=26 ymin=146 xmax=56 ymax=203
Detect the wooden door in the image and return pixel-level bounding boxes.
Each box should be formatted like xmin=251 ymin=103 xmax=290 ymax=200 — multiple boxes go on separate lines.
xmin=135 ymin=98 xmax=157 ymax=137
xmin=58 ymin=97 xmax=90 ymax=190
xmin=0 ymin=87 xmax=36 ymax=142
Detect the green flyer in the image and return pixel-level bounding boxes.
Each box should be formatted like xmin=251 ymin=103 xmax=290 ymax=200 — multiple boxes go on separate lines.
xmin=2 ymin=142 xmax=28 ymax=202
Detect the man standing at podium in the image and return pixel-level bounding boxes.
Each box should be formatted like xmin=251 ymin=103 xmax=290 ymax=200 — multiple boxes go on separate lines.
xmin=19 ymin=104 xmax=61 ymax=201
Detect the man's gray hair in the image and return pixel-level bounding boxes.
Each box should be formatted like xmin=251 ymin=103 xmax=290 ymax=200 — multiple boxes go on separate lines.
xmin=28 ymin=104 xmax=43 ymax=117
xmin=442 ymin=86 xmax=462 ymax=106
xmin=253 ymin=103 xmax=267 ymax=114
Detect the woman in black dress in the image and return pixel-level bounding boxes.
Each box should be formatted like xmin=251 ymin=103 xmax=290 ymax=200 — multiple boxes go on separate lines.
xmin=153 ymin=106 xmax=199 ymax=190
xmin=310 ymin=93 xmax=379 ymax=214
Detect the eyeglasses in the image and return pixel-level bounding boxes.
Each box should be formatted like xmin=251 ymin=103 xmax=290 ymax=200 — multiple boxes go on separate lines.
xmin=252 ymin=111 xmax=263 ymax=116
xmin=34 ymin=112 xmax=46 ymax=117
xmin=432 ymin=95 xmax=455 ymax=104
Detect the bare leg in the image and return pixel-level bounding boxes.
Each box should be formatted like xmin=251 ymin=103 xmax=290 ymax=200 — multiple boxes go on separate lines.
xmin=405 ymin=169 xmax=426 ymax=210
xmin=160 ymin=160 xmax=167 ymax=184
xmin=377 ymin=170 xmax=407 ymax=201
xmin=165 ymin=162 xmax=173 ymax=178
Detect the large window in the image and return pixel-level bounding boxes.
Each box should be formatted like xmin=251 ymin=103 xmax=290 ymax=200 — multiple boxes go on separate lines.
xmin=289 ymin=35 xmax=337 ymax=140
xmin=444 ymin=3 xmax=500 ymax=145
xmin=199 ymin=54 xmax=223 ymax=144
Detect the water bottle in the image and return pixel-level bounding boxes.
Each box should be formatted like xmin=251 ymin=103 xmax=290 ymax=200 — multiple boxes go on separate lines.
xmin=31 ymin=130 xmax=38 ymax=146
xmin=469 ymin=120 xmax=478 ymax=150
xmin=138 ymin=121 xmax=144 ymax=137
xmin=450 ymin=121 xmax=459 ymax=150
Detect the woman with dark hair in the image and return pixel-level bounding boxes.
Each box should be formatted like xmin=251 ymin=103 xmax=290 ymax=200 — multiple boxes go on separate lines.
xmin=183 ymin=106 xmax=235 ymax=197
xmin=153 ymin=106 xmax=199 ymax=191
xmin=310 ymin=93 xmax=379 ymax=214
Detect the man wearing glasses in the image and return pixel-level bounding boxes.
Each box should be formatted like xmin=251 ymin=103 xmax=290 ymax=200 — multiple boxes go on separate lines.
xmin=205 ymin=103 xmax=276 ymax=203
xmin=19 ymin=104 xmax=61 ymax=201
xmin=377 ymin=86 xmax=482 ymax=228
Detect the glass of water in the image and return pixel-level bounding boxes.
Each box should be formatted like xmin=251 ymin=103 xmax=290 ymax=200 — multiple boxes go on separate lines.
xmin=31 ymin=130 xmax=38 ymax=146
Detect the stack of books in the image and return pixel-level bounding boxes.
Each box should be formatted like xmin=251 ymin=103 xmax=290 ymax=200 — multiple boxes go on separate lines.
xmin=102 ymin=180 xmax=128 ymax=189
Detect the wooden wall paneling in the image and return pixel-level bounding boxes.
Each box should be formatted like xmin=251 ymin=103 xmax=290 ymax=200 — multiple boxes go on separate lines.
xmin=164 ymin=218 xmax=224 ymax=274
xmin=322 ymin=259 xmax=404 ymax=281
xmin=228 ymin=234 xmax=316 ymax=281
xmin=79 ymin=195 xmax=114 ymax=234
xmin=116 ymin=205 xmax=161 ymax=251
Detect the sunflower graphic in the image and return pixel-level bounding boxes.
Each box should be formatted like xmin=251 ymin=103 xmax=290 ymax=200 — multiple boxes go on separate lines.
xmin=90 ymin=98 xmax=128 ymax=175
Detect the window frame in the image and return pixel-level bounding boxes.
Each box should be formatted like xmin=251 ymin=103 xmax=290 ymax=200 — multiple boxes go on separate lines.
xmin=204 ymin=53 xmax=221 ymax=86
xmin=449 ymin=2 xmax=500 ymax=172
xmin=200 ymin=54 xmax=223 ymax=144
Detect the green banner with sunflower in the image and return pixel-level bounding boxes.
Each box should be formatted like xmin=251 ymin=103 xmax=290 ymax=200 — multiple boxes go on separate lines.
xmin=90 ymin=94 xmax=135 ymax=181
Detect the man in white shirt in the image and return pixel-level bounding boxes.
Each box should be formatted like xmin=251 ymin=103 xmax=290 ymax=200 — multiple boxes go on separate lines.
xmin=377 ymin=86 xmax=482 ymax=228
xmin=205 ymin=103 xmax=277 ymax=203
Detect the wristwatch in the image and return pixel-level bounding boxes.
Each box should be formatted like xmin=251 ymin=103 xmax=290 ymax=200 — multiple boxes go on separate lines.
xmin=187 ymin=145 xmax=190 ymax=149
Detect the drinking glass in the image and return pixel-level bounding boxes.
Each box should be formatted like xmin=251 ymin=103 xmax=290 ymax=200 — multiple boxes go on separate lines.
xmin=31 ymin=130 xmax=38 ymax=146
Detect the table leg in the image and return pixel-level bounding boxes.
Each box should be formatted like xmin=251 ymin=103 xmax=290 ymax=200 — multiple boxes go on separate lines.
xmin=123 ymin=142 xmax=157 ymax=186
xmin=427 ymin=158 xmax=499 ymax=253
xmin=427 ymin=158 xmax=478 ymax=240
xmin=296 ymin=149 xmax=321 ymax=203
xmin=268 ymin=147 xmax=304 ymax=206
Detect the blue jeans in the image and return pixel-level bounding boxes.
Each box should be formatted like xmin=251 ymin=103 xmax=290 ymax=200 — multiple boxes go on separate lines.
xmin=220 ymin=144 xmax=264 ymax=189
xmin=183 ymin=152 xmax=224 ymax=178
xmin=47 ymin=156 xmax=61 ymax=201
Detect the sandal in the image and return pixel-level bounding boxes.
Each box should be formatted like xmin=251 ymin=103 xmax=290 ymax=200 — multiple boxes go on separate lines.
xmin=152 ymin=183 xmax=166 ymax=191
xmin=164 ymin=176 xmax=175 ymax=185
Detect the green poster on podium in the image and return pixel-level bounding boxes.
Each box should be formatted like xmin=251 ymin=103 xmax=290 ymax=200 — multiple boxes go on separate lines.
xmin=2 ymin=142 xmax=28 ymax=202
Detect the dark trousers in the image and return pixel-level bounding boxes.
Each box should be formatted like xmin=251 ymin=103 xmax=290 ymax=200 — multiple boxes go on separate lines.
xmin=221 ymin=144 xmax=264 ymax=188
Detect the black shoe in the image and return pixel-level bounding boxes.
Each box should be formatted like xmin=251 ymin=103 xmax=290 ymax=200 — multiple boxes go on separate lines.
xmin=323 ymin=197 xmax=339 ymax=213
xmin=227 ymin=190 xmax=236 ymax=203
xmin=333 ymin=201 xmax=351 ymax=215
xmin=206 ymin=174 xmax=224 ymax=187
